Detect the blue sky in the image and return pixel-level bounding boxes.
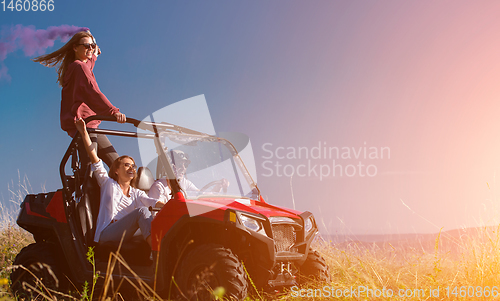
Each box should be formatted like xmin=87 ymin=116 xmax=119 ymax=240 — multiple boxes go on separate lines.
xmin=3 ymin=1 xmax=500 ymax=235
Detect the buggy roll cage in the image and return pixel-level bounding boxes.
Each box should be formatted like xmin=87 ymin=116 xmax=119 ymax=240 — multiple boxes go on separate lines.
xmin=59 ymin=115 xmax=261 ymax=208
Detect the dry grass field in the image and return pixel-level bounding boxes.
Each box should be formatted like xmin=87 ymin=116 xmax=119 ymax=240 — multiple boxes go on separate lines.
xmin=1 ymin=177 xmax=499 ymax=300
xmin=3 ymin=223 xmax=500 ymax=300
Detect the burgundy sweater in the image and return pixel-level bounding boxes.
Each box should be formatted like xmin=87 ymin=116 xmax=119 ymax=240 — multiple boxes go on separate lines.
xmin=60 ymin=55 xmax=119 ymax=137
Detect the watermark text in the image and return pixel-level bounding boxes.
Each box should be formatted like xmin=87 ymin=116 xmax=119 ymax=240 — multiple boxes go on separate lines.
xmin=261 ymin=142 xmax=390 ymax=180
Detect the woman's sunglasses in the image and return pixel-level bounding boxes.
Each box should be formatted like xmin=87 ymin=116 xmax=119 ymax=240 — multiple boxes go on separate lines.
xmin=77 ymin=43 xmax=96 ymax=50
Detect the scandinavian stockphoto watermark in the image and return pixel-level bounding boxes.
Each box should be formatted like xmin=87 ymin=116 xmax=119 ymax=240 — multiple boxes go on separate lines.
xmin=290 ymin=285 xmax=500 ymax=299
xmin=261 ymin=142 xmax=390 ymax=180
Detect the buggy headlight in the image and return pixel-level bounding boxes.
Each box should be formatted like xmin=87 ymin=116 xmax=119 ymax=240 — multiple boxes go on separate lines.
xmin=240 ymin=215 xmax=263 ymax=232
xmin=304 ymin=216 xmax=314 ymax=233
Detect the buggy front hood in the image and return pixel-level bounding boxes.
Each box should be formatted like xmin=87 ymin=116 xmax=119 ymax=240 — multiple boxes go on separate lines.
xmin=183 ymin=197 xmax=302 ymax=220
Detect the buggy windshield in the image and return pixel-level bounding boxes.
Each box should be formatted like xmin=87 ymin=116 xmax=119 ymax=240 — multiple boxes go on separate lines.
xmin=157 ymin=132 xmax=259 ymax=200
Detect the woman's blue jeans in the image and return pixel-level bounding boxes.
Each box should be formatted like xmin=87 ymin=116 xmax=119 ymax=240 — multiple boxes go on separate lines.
xmin=99 ymin=207 xmax=152 ymax=243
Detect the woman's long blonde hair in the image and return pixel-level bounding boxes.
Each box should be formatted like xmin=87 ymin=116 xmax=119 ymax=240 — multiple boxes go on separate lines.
xmin=32 ymin=31 xmax=93 ymax=86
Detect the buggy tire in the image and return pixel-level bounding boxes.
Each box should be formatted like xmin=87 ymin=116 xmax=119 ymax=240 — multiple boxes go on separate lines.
xmin=175 ymin=243 xmax=248 ymax=300
xmin=298 ymin=248 xmax=330 ymax=283
xmin=10 ymin=242 xmax=64 ymax=300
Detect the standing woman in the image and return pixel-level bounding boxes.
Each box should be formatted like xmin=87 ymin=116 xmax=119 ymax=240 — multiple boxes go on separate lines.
xmin=33 ymin=31 xmax=126 ymax=169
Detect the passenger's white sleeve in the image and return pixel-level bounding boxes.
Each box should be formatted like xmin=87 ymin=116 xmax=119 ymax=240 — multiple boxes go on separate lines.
xmin=90 ymin=160 xmax=109 ymax=187
xmin=149 ymin=179 xmax=173 ymax=199
xmin=148 ymin=181 xmax=165 ymax=199
xmin=182 ymin=178 xmax=199 ymax=191
xmin=136 ymin=189 xmax=165 ymax=207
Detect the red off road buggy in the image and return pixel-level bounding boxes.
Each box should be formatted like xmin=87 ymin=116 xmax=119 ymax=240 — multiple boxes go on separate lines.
xmin=10 ymin=115 xmax=330 ymax=300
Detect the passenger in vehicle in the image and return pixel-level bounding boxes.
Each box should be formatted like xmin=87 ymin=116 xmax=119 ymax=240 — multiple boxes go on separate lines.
xmin=148 ymin=150 xmax=229 ymax=200
xmin=33 ymin=31 xmax=125 ymax=171
xmin=75 ymin=118 xmax=165 ymax=246
xmin=148 ymin=150 xmax=198 ymax=200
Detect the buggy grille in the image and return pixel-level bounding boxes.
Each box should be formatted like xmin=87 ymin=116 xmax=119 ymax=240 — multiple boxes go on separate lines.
xmin=272 ymin=224 xmax=296 ymax=252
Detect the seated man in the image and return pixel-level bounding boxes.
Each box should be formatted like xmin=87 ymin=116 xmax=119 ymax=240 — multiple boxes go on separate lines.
xmin=148 ymin=149 xmax=229 ymax=200
xmin=148 ymin=150 xmax=198 ymax=200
